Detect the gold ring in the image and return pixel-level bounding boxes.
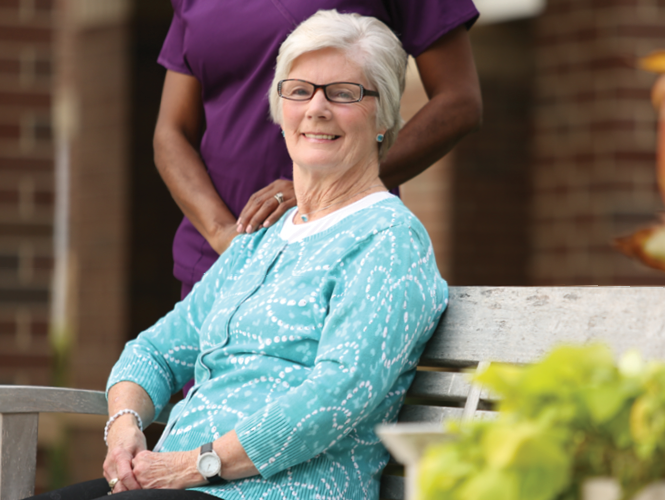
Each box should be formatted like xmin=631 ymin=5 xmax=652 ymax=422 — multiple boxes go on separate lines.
xmin=274 ymin=192 xmax=284 ymax=204
xmin=108 ymin=478 xmax=119 ymax=489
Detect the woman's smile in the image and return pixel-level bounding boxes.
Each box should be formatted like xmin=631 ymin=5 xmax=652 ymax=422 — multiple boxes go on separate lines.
xmin=302 ymin=133 xmax=340 ymax=141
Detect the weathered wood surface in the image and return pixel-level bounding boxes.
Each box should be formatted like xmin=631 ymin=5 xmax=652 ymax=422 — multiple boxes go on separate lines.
xmin=0 ymin=386 xmax=172 ymax=424
xmin=0 ymin=413 xmax=38 ymax=500
xmin=0 ymin=386 xmax=173 ymax=500
xmin=407 ymin=371 xmax=471 ymax=402
xmin=0 ymin=386 xmax=106 ymax=416
xmin=398 ymin=405 xmax=462 ymax=424
xmin=422 ymin=286 xmax=665 ymax=367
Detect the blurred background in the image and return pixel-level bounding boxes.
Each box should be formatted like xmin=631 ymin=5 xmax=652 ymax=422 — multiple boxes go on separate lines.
xmin=1 ymin=0 xmax=665 ymax=492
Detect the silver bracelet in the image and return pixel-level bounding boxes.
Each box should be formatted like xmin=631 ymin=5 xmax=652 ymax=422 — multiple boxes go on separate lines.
xmin=104 ymin=409 xmax=143 ymax=446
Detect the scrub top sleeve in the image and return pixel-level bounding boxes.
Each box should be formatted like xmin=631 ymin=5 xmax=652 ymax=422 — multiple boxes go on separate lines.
xmin=385 ymin=0 xmax=480 ymax=57
xmin=157 ymin=0 xmax=194 ymax=76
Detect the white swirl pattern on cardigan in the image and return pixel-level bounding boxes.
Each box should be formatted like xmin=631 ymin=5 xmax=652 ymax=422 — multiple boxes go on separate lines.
xmin=107 ymin=198 xmax=448 ymax=500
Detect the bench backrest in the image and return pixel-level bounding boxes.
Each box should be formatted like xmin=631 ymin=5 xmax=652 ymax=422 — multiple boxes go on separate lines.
xmin=1 ymin=286 xmax=664 ymax=500
xmin=381 ymin=286 xmax=665 ymax=499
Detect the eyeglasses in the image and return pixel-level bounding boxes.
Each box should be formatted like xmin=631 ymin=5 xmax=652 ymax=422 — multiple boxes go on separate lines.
xmin=277 ymin=79 xmax=380 ymax=103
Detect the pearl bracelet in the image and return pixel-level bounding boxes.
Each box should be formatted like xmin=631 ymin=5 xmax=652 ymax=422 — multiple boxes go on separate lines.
xmin=104 ymin=409 xmax=143 ymax=446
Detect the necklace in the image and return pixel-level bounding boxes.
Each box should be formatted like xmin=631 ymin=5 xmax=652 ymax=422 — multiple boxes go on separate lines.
xmin=297 ymin=183 xmax=385 ymax=222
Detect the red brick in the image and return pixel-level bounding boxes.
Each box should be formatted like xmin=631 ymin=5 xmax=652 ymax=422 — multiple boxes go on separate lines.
xmin=612 ymin=276 xmax=665 ymax=285
xmin=0 ymin=58 xmax=20 ymax=75
xmin=0 ymin=157 xmax=52 ymax=171
xmin=34 ymin=190 xmax=54 ymax=206
xmin=617 ymin=25 xmax=665 ymax=39
xmin=35 ymin=0 xmax=54 ymax=12
xmin=0 ymin=320 xmax=15 ymax=335
xmin=591 ymin=0 xmax=637 ymax=6
xmin=0 ymin=354 xmax=51 ymax=368
xmin=0 ymin=190 xmax=19 ymax=203
xmin=0 ymin=26 xmax=52 ymax=44
xmin=33 ymin=256 xmax=53 ymax=271
xmin=615 ymin=87 xmax=651 ymax=100
xmin=0 ymin=92 xmax=50 ymax=107
xmin=589 ymin=120 xmax=635 ymax=132
xmin=31 ymin=320 xmax=49 ymax=336
xmin=0 ymin=123 xmax=20 ymax=139
xmin=0 ymin=223 xmax=52 ymax=237
xmin=614 ymin=151 xmax=656 ymax=162
xmin=543 ymin=1 xmax=575 ymax=16
xmin=34 ymin=58 xmax=51 ymax=77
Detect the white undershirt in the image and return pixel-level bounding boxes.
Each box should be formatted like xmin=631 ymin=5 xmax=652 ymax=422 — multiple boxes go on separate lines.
xmin=279 ymin=191 xmax=395 ymax=244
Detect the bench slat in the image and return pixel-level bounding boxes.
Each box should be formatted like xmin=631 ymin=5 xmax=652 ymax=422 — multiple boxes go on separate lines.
xmin=0 ymin=386 xmax=172 ymax=424
xmin=422 ymin=287 xmax=665 ymax=367
xmin=407 ymin=371 xmax=471 ymax=402
xmin=0 ymin=386 xmax=106 ymax=416
xmin=398 ymin=405 xmax=463 ymax=424
xmin=0 ymin=413 xmax=38 ymax=500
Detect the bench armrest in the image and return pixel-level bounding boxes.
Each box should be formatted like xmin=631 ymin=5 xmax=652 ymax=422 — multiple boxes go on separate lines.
xmin=0 ymin=385 xmax=172 ymax=423
xmin=0 ymin=385 xmax=173 ymax=500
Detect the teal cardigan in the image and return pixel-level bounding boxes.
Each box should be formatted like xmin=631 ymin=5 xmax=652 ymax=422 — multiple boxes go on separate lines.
xmin=107 ymin=197 xmax=448 ymax=500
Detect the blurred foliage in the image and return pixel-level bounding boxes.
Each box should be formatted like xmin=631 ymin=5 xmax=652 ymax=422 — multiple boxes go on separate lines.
xmin=639 ymin=51 xmax=665 ymax=74
xmin=418 ymin=344 xmax=665 ymax=500
xmin=614 ymin=221 xmax=665 ymax=273
xmin=614 ymin=51 xmax=665 ymax=272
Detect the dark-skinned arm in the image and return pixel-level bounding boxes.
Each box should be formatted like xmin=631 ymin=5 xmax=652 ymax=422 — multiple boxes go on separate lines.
xmin=154 ymin=70 xmax=297 ymax=243
xmin=379 ymin=24 xmax=482 ymax=189
xmin=153 ymin=70 xmax=240 ymax=254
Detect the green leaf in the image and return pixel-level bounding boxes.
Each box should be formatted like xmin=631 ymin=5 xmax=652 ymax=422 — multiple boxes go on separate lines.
xmin=458 ymin=469 xmax=518 ymax=500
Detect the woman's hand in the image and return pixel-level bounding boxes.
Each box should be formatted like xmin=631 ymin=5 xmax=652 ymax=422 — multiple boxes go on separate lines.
xmin=103 ymin=415 xmax=147 ymax=493
xmin=132 ymin=449 xmax=204 ymax=490
xmin=236 ymin=179 xmax=296 ymax=234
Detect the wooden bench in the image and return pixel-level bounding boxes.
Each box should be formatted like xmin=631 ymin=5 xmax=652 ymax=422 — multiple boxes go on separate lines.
xmin=2 ymin=286 xmax=664 ymax=500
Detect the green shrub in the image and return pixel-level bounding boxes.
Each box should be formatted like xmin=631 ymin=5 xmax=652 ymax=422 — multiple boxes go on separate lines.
xmin=419 ymin=344 xmax=665 ymax=500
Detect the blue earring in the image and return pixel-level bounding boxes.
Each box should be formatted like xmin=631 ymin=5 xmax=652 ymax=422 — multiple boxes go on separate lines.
xmin=376 ymin=134 xmax=384 ymax=143
xmin=281 ymin=130 xmax=285 ymax=137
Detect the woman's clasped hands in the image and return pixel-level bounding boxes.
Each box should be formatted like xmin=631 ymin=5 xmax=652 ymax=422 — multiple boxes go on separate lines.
xmin=103 ymin=413 xmax=146 ymax=493
xmin=103 ymin=416 xmax=203 ymax=493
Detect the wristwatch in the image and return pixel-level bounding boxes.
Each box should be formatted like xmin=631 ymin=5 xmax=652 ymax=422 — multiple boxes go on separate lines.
xmin=196 ymin=442 xmax=225 ymax=484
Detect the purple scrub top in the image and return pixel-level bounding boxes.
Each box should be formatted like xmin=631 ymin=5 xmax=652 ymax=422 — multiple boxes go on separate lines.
xmin=158 ymin=0 xmax=479 ymax=288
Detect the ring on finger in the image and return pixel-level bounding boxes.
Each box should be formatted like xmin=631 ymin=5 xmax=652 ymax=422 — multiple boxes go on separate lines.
xmin=274 ymin=192 xmax=284 ymax=204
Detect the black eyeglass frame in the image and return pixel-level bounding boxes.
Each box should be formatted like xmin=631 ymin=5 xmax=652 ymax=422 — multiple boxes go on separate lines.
xmin=277 ymin=79 xmax=380 ymax=103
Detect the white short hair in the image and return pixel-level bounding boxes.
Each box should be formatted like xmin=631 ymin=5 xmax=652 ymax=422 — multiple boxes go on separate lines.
xmin=269 ymin=10 xmax=407 ymax=161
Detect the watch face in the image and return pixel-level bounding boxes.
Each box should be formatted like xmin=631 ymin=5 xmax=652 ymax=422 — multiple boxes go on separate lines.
xmin=199 ymin=454 xmax=221 ymax=477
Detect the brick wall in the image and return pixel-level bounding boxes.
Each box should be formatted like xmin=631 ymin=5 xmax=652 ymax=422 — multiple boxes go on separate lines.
xmin=438 ymin=21 xmax=534 ymax=286
xmin=531 ymin=0 xmax=665 ymax=285
xmin=0 ymin=0 xmax=56 ymax=492
xmin=0 ymin=0 xmax=55 ymax=386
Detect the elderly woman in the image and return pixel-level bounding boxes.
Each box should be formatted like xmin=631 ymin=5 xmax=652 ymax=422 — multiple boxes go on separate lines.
xmin=28 ymin=10 xmax=447 ymax=500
